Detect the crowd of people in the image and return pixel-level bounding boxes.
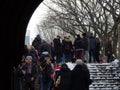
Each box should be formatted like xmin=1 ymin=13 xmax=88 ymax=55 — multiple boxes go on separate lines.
xmin=27 ymin=32 xmax=114 ymax=64
xmin=14 ymin=54 xmax=92 ymax=90
xmin=13 ymin=32 xmax=114 ymax=90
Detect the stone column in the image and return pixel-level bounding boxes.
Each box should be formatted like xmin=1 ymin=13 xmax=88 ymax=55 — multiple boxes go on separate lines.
xmin=118 ymin=23 xmax=120 ymax=59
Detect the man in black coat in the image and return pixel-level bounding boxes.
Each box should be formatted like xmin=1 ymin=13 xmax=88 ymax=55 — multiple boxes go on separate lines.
xmin=82 ymin=33 xmax=89 ymax=63
xmin=53 ymin=36 xmax=63 ymax=64
xmin=88 ymin=33 xmax=97 ymax=63
xmin=73 ymin=34 xmax=84 ymax=60
xmin=70 ymin=59 xmax=91 ymax=90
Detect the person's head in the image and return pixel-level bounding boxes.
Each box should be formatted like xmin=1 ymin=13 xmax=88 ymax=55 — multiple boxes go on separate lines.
xmin=96 ymin=37 xmax=100 ymax=42
xmin=44 ymin=54 xmax=51 ymax=64
xmin=75 ymin=59 xmax=88 ymax=69
xmin=89 ymin=32 xmax=95 ymax=37
xmin=60 ymin=63 xmax=70 ymax=71
xmin=25 ymin=55 xmax=32 ymax=64
xmin=82 ymin=33 xmax=86 ymax=37
xmin=57 ymin=35 xmax=61 ymax=39
xmin=64 ymin=36 xmax=67 ymax=39
xmin=108 ymin=37 xmax=112 ymax=41
xmin=67 ymin=35 xmax=71 ymax=39
xmin=75 ymin=59 xmax=84 ymax=66
xmin=21 ymin=55 xmax=25 ymax=63
xmin=61 ymin=63 xmax=68 ymax=69
xmin=66 ymin=36 xmax=70 ymax=41
xmin=36 ymin=34 xmax=41 ymax=39
xmin=77 ymin=34 xmax=80 ymax=38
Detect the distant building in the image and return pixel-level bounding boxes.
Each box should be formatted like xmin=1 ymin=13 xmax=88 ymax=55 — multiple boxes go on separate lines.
xmin=25 ymin=29 xmax=37 ymax=48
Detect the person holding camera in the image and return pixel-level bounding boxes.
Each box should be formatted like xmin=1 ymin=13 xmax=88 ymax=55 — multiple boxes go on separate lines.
xmin=39 ymin=53 xmax=54 ymax=90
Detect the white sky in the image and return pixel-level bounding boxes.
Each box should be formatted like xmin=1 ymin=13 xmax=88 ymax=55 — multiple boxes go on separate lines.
xmin=26 ymin=0 xmax=49 ymax=39
xmin=25 ymin=0 xmax=59 ymax=46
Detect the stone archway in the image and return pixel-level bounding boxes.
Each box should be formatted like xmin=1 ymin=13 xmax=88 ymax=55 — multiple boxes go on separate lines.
xmin=1 ymin=0 xmax=43 ymax=89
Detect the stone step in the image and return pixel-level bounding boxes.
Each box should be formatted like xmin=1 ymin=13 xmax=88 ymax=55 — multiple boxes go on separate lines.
xmin=88 ymin=63 xmax=120 ymax=90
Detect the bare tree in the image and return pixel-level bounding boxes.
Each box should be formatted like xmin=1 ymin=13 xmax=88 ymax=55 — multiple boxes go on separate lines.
xmin=97 ymin=0 xmax=120 ymax=56
xmin=37 ymin=14 xmax=68 ymax=42
xmin=39 ymin=0 xmax=120 ymax=57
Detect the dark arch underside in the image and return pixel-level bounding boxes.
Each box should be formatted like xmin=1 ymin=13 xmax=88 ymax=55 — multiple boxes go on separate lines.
xmin=1 ymin=0 xmax=43 ymax=89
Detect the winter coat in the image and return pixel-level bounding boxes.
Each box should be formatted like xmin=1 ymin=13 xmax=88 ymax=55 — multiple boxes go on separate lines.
xmin=62 ymin=39 xmax=73 ymax=54
xmin=39 ymin=42 xmax=52 ymax=56
xmin=105 ymin=41 xmax=113 ymax=56
xmin=42 ymin=63 xmax=53 ymax=83
xmin=96 ymin=41 xmax=101 ymax=56
xmin=70 ymin=65 xmax=90 ymax=90
xmin=28 ymin=49 xmax=38 ymax=63
xmin=54 ymin=66 xmax=71 ymax=90
xmin=82 ymin=36 xmax=89 ymax=51
xmin=89 ymin=36 xmax=96 ymax=51
xmin=74 ymin=37 xmax=84 ymax=50
xmin=32 ymin=34 xmax=42 ymax=51
xmin=24 ymin=63 xmax=37 ymax=83
xmin=53 ymin=38 xmax=62 ymax=55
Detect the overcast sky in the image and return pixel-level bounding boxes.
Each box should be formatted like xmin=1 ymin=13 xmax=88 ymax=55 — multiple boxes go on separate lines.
xmin=26 ymin=0 xmax=49 ymax=39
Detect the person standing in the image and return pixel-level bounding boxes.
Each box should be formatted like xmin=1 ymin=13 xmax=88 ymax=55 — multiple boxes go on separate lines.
xmin=105 ymin=37 xmax=113 ymax=62
xmin=88 ymin=33 xmax=97 ymax=63
xmin=16 ymin=55 xmax=26 ymax=90
xmin=32 ymin=34 xmax=42 ymax=52
xmin=82 ymin=33 xmax=89 ymax=63
xmin=95 ymin=37 xmax=101 ymax=63
xmin=23 ymin=56 xmax=37 ymax=90
xmin=40 ymin=54 xmax=54 ymax=90
xmin=73 ymin=34 xmax=84 ymax=61
xmin=70 ymin=59 xmax=91 ymax=90
xmin=53 ymin=35 xmax=63 ymax=64
xmin=62 ymin=37 xmax=73 ymax=62
xmin=27 ymin=45 xmax=39 ymax=64
xmin=54 ymin=63 xmax=71 ymax=90
xmin=39 ymin=40 xmax=52 ymax=57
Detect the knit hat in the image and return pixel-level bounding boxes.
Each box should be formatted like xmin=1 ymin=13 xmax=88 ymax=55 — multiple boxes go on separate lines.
xmin=75 ymin=59 xmax=83 ymax=65
xmin=42 ymin=51 xmax=49 ymax=55
xmin=26 ymin=55 xmax=32 ymax=60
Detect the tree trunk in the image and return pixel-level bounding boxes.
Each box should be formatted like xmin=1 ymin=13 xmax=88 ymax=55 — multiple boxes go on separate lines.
xmin=99 ymin=34 xmax=107 ymax=59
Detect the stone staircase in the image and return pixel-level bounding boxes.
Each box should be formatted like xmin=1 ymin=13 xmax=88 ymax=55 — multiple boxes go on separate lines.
xmin=34 ymin=62 xmax=120 ymax=90
xmin=87 ymin=63 xmax=120 ymax=90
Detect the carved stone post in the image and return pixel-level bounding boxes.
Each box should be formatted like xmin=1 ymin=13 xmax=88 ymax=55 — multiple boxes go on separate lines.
xmin=118 ymin=23 xmax=120 ymax=60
